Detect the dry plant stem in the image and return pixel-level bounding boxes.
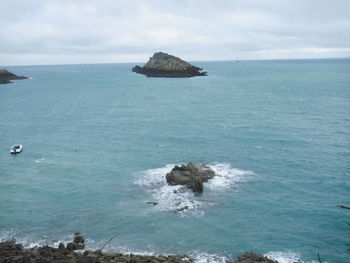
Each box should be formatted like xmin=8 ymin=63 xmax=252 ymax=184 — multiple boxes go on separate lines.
xmin=100 ymin=234 xmax=118 ymax=251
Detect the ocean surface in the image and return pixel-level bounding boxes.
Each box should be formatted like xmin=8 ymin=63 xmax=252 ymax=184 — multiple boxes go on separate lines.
xmin=0 ymin=59 xmax=349 ymax=263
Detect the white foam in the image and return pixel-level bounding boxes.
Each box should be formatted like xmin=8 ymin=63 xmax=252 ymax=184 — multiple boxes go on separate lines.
xmin=0 ymin=229 xmax=47 ymax=248
xmin=34 ymin=158 xmax=45 ymax=163
xmin=135 ymin=163 xmax=253 ymax=213
xmin=265 ymin=251 xmax=302 ymax=263
xmin=191 ymin=252 xmax=228 ymax=263
xmin=206 ymin=163 xmax=253 ymax=191
xmin=106 ymin=245 xmax=157 ymax=255
xmin=135 ymin=164 xmax=201 ymax=214
xmin=0 ymin=229 xmax=77 ymax=249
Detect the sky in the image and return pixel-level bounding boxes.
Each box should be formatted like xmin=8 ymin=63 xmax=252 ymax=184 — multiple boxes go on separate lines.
xmin=1 ymin=0 xmax=350 ymax=66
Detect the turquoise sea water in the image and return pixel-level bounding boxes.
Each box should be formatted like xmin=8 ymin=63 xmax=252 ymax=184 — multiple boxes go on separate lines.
xmin=0 ymin=59 xmax=349 ymax=263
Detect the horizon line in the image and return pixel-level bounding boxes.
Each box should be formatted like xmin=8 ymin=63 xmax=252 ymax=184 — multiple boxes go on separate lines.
xmin=1 ymin=56 xmax=349 ymax=68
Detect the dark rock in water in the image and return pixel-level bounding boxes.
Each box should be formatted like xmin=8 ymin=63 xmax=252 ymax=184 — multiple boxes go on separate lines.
xmin=234 ymin=252 xmax=278 ymax=263
xmin=191 ymin=178 xmax=203 ymax=193
xmin=0 ymin=79 xmax=11 ymax=84
xmin=73 ymin=232 xmax=84 ymax=244
xmin=58 ymin=243 xmax=65 ymax=250
xmin=0 ymin=69 xmax=28 ymax=84
xmin=166 ymin=162 xmax=215 ymax=193
xmin=147 ymin=201 xmax=159 ymax=206
xmin=67 ymin=242 xmax=85 ymax=250
xmin=66 ymin=242 xmax=75 ymax=251
xmin=74 ymin=243 xmax=85 ymax=250
xmin=175 ymin=206 xmax=189 ymax=212
xmin=66 ymin=233 xmax=85 ymax=250
xmin=132 ymin=52 xmax=207 ymax=78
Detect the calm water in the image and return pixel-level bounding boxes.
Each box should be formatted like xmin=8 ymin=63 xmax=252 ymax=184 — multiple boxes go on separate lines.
xmin=0 ymin=59 xmax=349 ymax=263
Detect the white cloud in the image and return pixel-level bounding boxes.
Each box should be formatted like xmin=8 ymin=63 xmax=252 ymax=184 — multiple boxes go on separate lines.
xmin=0 ymin=0 xmax=350 ymax=65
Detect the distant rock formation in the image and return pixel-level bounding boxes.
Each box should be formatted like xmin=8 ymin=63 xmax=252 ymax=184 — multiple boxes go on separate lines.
xmin=0 ymin=69 xmax=28 ymax=84
xmin=132 ymin=52 xmax=207 ymax=78
xmin=166 ymin=162 xmax=215 ymax=193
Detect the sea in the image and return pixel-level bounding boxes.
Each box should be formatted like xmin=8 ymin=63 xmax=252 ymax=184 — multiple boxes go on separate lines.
xmin=0 ymin=59 xmax=349 ymax=263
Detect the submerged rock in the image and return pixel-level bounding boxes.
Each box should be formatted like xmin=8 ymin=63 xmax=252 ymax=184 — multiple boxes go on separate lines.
xmin=0 ymin=69 xmax=28 ymax=84
xmin=132 ymin=52 xmax=207 ymax=78
xmin=166 ymin=162 xmax=215 ymax=193
xmin=147 ymin=201 xmax=159 ymax=206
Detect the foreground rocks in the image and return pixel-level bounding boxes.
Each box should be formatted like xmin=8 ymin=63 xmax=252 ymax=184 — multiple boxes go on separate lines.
xmin=0 ymin=239 xmax=285 ymax=263
xmin=132 ymin=52 xmax=207 ymax=78
xmin=233 ymin=252 xmax=278 ymax=263
xmin=66 ymin=232 xmax=85 ymax=251
xmin=0 ymin=69 xmax=28 ymax=84
xmin=166 ymin=162 xmax=215 ymax=193
xmin=0 ymin=239 xmax=191 ymax=263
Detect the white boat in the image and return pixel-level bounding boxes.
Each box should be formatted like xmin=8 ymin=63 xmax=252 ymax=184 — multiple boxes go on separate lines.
xmin=10 ymin=144 xmax=22 ymax=154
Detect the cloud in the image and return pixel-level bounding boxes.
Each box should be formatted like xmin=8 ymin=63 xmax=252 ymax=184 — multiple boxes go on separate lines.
xmin=0 ymin=0 xmax=350 ymax=65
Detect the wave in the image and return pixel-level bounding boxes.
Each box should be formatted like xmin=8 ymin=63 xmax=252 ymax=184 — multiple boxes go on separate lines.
xmin=265 ymin=251 xmax=326 ymax=263
xmin=205 ymin=163 xmax=253 ymax=191
xmin=135 ymin=163 xmax=253 ymax=214
xmin=0 ymin=230 xmax=99 ymax=252
xmin=0 ymin=229 xmax=47 ymax=248
xmin=0 ymin=229 xmax=75 ymax=249
xmin=265 ymin=251 xmax=305 ymax=263
xmin=191 ymin=252 xmax=228 ymax=263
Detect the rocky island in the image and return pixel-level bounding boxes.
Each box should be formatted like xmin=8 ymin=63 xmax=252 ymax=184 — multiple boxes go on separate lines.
xmin=166 ymin=162 xmax=215 ymax=193
xmin=132 ymin=52 xmax=207 ymax=78
xmin=0 ymin=69 xmax=28 ymax=84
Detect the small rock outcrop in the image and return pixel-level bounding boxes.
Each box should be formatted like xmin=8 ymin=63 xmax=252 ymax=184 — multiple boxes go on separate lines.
xmin=234 ymin=252 xmax=278 ymax=263
xmin=132 ymin=52 xmax=207 ymax=78
xmin=0 ymin=69 xmax=28 ymax=84
xmin=166 ymin=162 xmax=215 ymax=193
xmin=67 ymin=232 xmax=85 ymax=251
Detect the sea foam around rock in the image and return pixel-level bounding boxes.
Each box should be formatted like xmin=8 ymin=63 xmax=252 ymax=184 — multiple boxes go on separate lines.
xmin=135 ymin=163 xmax=253 ymax=214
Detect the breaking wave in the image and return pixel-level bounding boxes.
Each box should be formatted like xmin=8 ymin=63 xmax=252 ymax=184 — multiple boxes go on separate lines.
xmin=265 ymin=251 xmax=305 ymax=263
xmin=0 ymin=229 xmax=92 ymax=250
xmin=191 ymin=252 xmax=228 ymax=263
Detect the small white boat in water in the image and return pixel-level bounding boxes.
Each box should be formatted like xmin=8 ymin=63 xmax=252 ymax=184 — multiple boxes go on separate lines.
xmin=10 ymin=144 xmax=22 ymax=154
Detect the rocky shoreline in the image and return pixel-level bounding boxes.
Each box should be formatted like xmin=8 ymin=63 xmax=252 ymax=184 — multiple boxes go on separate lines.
xmin=0 ymin=69 xmax=28 ymax=84
xmin=0 ymin=239 xmax=279 ymax=263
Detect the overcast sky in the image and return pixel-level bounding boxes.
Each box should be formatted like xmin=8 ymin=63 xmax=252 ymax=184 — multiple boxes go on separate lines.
xmin=1 ymin=0 xmax=350 ymax=65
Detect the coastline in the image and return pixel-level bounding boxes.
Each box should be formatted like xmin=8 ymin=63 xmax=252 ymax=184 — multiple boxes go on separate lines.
xmin=0 ymin=239 xmax=279 ymax=263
